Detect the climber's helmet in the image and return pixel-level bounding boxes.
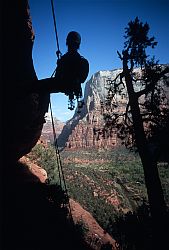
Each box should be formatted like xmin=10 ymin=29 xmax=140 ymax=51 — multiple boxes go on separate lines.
xmin=66 ymin=31 xmax=81 ymax=50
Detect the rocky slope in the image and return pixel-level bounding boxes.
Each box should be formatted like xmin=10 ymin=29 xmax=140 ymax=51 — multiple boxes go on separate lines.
xmin=70 ymin=199 xmax=117 ymax=249
xmin=57 ymin=69 xmax=125 ymax=149
xmin=19 ymin=152 xmax=117 ymax=250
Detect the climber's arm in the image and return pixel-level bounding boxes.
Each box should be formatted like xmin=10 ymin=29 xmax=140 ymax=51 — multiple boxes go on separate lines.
xmin=17 ymin=77 xmax=63 ymax=94
xmin=16 ymin=57 xmax=89 ymax=95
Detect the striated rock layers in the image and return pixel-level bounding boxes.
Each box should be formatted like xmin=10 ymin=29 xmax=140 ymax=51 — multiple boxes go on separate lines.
xmin=41 ymin=113 xmax=65 ymax=144
xmin=58 ymin=66 xmax=169 ymax=160
xmin=57 ymin=70 xmax=126 ymax=149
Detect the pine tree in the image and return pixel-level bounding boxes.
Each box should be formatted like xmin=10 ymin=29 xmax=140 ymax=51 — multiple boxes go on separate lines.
xmin=105 ymin=17 xmax=169 ymax=248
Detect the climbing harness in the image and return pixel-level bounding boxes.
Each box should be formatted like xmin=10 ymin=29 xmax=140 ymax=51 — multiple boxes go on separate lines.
xmin=49 ymin=99 xmax=73 ymax=220
xmin=50 ymin=0 xmax=87 ymax=112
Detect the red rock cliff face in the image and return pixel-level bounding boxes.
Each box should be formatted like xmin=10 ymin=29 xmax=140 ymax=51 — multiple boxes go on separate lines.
xmin=65 ymin=110 xmax=118 ymax=149
xmin=58 ymin=70 xmax=125 ymax=149
xmin=41 ymin=114 xmax=65 ymax=144
xmin=58 ymin=67 xmax=169 ymax=153
xmin=2 ymin=1 xmax=50 ymax=162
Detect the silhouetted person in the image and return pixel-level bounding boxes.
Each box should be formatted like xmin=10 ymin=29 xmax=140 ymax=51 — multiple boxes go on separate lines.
xmin=54 ymin=31 xmax=89 ymax=98
xmin=20 ymin=31 xmax=89 ymax=109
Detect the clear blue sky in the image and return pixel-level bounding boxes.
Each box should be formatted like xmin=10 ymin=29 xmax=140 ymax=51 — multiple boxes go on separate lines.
xmin=29 ymin=0 xmax=169 ymax=122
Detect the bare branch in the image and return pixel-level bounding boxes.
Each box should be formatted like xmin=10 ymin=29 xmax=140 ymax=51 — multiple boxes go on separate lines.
xmin=117 ymin=50 xmax=123 ymax=60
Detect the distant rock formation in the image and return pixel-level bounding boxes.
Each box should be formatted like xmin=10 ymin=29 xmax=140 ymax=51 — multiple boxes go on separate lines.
xmin=58 ymin=70 xmax=125 ymax=149
xmin=41 ymin=113 xmax=65 ymax=144
xmin=58 ymin=67 xmax=169 ymax=152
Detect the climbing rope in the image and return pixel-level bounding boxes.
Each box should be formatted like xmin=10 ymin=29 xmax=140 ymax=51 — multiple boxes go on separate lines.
xmin=49 ymin=100 xmax=62 ymax=188
xmin=49 ymin=0 xmax=73 ymax=219
xmin=50 ymin=0 xmax=62 ymax=60
xmin=49 ymin=100 xmax=73 ymax=220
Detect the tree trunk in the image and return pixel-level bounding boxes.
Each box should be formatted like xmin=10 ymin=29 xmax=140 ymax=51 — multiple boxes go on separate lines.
xmin=123 ymin=58 xmax=168 ymax=248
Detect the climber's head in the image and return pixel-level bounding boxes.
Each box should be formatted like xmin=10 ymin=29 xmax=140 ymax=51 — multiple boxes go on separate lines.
xmin=66 ymin=31 xmax=81 ymax=51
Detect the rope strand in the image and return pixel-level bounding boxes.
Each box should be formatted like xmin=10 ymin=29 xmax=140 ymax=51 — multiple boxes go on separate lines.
xmin=49 ymin=100 xmax=62 ymax=187
xmin=49 ymin=99 xmax=73 ymax=220
xmin=49 ymin=0 xmax=73 ymax=219
xmin=50 ymin=0 xmax=61 ymax=59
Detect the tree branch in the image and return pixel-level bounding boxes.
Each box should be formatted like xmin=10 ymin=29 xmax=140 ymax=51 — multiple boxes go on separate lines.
xmin=136 ymin=66 xmax=169 ymax=98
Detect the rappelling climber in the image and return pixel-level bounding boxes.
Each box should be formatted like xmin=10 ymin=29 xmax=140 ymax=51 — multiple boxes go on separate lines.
xmin=21 ymin=31 xmax=89 ymax=110
xmin=54 ymin=31 xmax=89 ymax=109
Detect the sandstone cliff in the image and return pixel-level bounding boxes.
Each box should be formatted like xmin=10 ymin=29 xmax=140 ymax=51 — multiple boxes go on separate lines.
xmin=41 ymin=113 xmax=65 ymax=144
xmin=58 ymin=70 xmax=125 ymax=149
xmin=58 ymin=67 xmax=169 ymax=153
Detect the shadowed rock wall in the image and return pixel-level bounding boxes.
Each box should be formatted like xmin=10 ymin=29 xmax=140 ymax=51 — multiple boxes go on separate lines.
xmin=2 ymin=0 xmax=50 ymax=162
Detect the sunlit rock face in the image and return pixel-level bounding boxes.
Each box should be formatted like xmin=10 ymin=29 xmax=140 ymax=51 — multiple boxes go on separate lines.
xmin=41 ymin=114 xmax=65 ymax=144
xmin=58 ymin=66 xmax=169 ymax=151
xmin=2 ymin=0 xmax=50 ymax=162
xmin=57 ymin=69 xmax=124 ymax=149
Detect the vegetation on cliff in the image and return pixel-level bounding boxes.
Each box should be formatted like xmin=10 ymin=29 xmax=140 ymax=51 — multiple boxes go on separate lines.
xmin=28 ymin=144 xmax=169 ymax=249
